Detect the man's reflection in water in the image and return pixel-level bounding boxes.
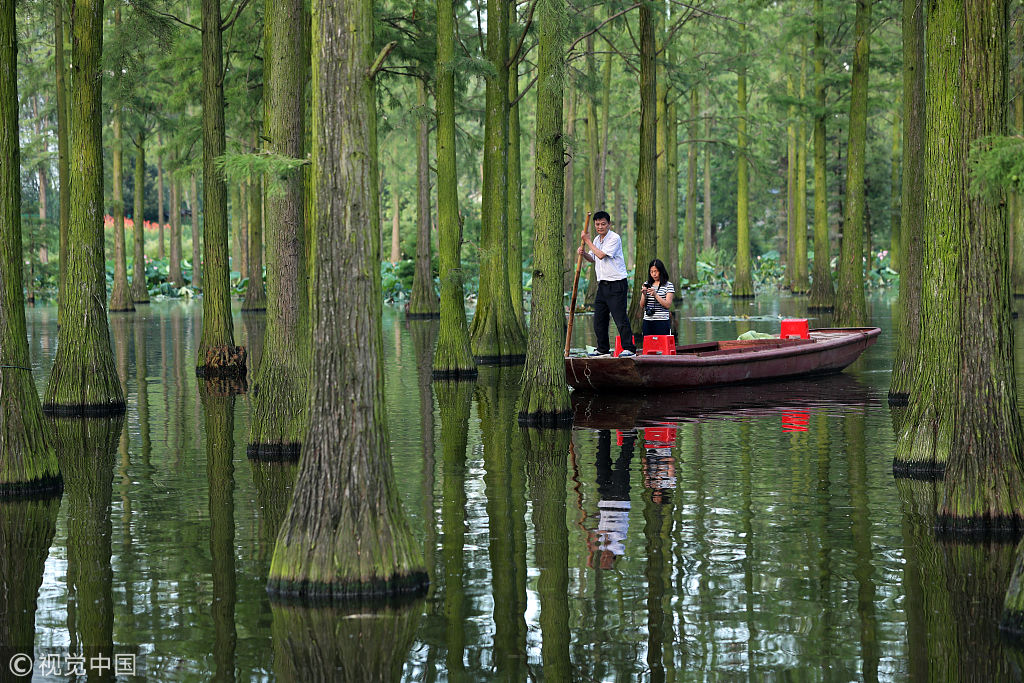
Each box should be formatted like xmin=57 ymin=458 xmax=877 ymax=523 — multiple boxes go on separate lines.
xmin=591 ymin=429 xmax=635 ymax=570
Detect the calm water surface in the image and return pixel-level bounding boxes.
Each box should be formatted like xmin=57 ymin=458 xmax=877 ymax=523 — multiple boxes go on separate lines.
xmin=13 ymin=293 xmax=1024 ymax=680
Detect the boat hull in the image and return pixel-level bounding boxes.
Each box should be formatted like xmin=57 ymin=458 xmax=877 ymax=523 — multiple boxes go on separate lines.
xmin=565 ymin=328 xmax=880 ymax=391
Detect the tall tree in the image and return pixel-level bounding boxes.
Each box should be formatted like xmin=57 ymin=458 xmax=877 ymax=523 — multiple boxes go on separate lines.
xmin=507 ymin=15 xmax=525 ymax=327
xmin=469 ymin=0 xmax=527 ymax=363
xmin=267 ymin=0 xmax=427 ymax=597
xmin=169 ymin=176 xmax=184 ymax=287
xmin=808 ymin=0 xmax=834 ymax=311
xmin=409 ymin=77 xmax=440 ymax=318
xmin=190 ymin=174 xmax=202 ymax=289
xmin=630 ymin=1 xmax=658 ymax=326
xmin=682 ymin=88 xmax=698 ymax=283
xmin=131 ymin=134 xmax=150 ymax=304
xmin=432 ymin=0 xmax=475 ymax=378
xmin=731 ymin=21 xmax=753 ymax=298
xmin=792 ymin=39 xmax=809 ymax=293
xmin=248 ymin=0 xmax=309 ymax=457
xmin=889 ymin=0 xmax=924 ymax=404
xmin=518 ymin=0 xmax=570 ymax=426
xmin=157 ymin=151 xmax=166 ymax=260
xmin=55 ymin=0 xmax=70 ymax=295
xmin=242 ymin=169 xmax=267 ymax=310
xmin=0 ymin=0 xmax=61 ymax=494
xmin=109 ymin=8 xmax=134 ymax=315
xmin=897 ymin=0 xmax=1024 ymax=532
xmin=197 ymin=0 xmax=244 ymax=378
xmin=834 ymin=0 xmax=872 ymax=326
xmin=44 ymin=0 xmax=125 ymax=414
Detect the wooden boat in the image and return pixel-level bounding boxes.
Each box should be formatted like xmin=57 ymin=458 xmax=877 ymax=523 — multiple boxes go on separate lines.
xmin=565 ymin=327 xmax=880 ymax=391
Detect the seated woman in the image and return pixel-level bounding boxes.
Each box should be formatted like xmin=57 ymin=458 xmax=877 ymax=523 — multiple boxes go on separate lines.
xmin=640 ymin=258 xmax=675 ymax=337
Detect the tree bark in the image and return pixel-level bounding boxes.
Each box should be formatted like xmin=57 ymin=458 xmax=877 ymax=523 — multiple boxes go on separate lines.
xmin=732 ymin=22 xmax=753 ymax=298
xmin=890 ymin=112 xmax=901 ymax=273
xmin=667 ymin=101 xmax=679 ymax=287
xmin=55 ymin=0 xmax=70 ymax=296
xmin=109 ymin=26 xmax=134 ymax=315
xmin=787 ymin=74 xmax=797 ymax=290
xmin=242 ymin=170 xmax=267 ymax=310
xmin=469 ymin=0 xmax=526 ymax=363
xmin=191 ymin=174 xmax=202 ymax=289
xmin=703 ymin=109 xmax=712 ymax=251
xmin=808 ymin=0 xmax=834 ymax=311
xmin=409 ymin=77 xmax=440 ymax=317
xmin=267 ymin=0 xmax=427 ymax=597
xmin=131 ymin=134 xmax=150 ymax=303
xmin=44 ymin=0 xmax=125 ymax=414
xmin=249 ymin=0 xmax=309 ymax=457
xmin=507 ymin=15 xmax=524 ymax=327
xmin=631 ymin=1 xmax=658 ymax=327
xmin=432 ymin=0 xmax=475 ymax=378
xmin=562 ymin=90 xmax=576 ymax=294
xmin=655 ymin=10 xmax=671 ymax=279
xmin=170 ymin=178 xmax=184 ymax=287
xmin=683 ymin=89 xmax=698 ymax=283
xmin=793 ymin=40 xmax=810 ymax=293
xmin=157 ymin=152 xmax=166 ymax=261
xmin=1014 ymin=18 xmax=1024 ymax=297
xmin=0 ymin=3 xmax=62 ymax=492
xmin=197 ymin=0 xmax=243 ymax=379
xmin=834 ymin=0 xmax=871 ymax=326
xmin=518 ymin=0 xmax=570 ymax=425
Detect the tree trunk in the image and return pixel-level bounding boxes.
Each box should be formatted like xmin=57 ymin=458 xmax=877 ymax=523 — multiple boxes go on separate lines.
xmin=157 ymin=152 xmax=166 ymax=261
xmin=390 ymin=190 xmax=400 ymax=263
xmin=793 ymin=40 xmax=810 ymax=293
xmin=808 ymin=0 xmax=834 ymax=311
xmin=191 ymin=174 xmax=202 ymax=289
xmin=1014 ymin=18 xmax=1024 ymax=297
xmin=432 ymin=0 xmax=475 ymax=378
xmin=507 ymin=32 xmax=524 ymax=328
xmin=197 ymin=0 xmax=243 ymax=379
xmin=0 ymin=497 xmax=59 ymax=653
xmin=732 ymin=23 xmax=753 ymax=298
xmin=631 ymin=1 xmax=658 ymax=328
xmin=131 ymin=134 xmax=150 ymax=303
xmin=109 ymin=30 xmax=134 ymax=314
xmin=655 ymin=12 xmax=670 ymax=279
xmin=267 ymin=0 xmax=427 ymax=597
xmin=249 ymin=0 xmax=309 ymax=457
xmin=786 ymin=74 xmax=797 ymax=290
xmin=562 ymin=90 xmax=576 ymax=294
xmin=469 ymin=0 xmax=526 ymax=363
xmin=667 ymin=101 xmax=679 ymax=286
xmin=518 ymin=0 xmax=570 ymax=425
xmin=170 ymin=178 xmax=184 ymax=287
xmin=409 ymin=77 xmax=440 ymax=317
xmin=44 ymin=0 xmax=125 ymax=415
xmin=683 ymin=89 xmax=698 ymax=284
xmin=0 ymin=2 xmax=62 ymax=492
xmin=703 ymin=109 xmax=712 ymax=251
xmin=890 ymin=112 xmax=901 ymax=273
xmin=834 ymin=0 xmax=871 ymax=326
xmin=55 ymin=0 xmax=70 ymax=296
xmin=598 ymin=50 xmax=612 ymax=210
xmin=37 ymin=165 xmax=47 ymax=264
xmin=242 ymin=170 xmax=267 ymax=310
xmin=897 ymin=0 xmax=1024 ymax=530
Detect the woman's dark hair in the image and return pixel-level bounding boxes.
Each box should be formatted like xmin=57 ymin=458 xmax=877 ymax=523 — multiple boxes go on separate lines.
xmin=646 ymin=258 xmax=670 ymax=286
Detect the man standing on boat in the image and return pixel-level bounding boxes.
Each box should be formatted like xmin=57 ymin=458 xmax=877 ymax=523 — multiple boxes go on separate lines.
xmin=578 ymin=211 xmax=637 ymax=357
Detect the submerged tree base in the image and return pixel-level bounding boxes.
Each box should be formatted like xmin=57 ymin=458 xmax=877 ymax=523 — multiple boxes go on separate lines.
xmin=432 ymin=367 xmax=478 ymax=381
xmin=267 ymin=571 xmax=429 ymax=602
xmin=196 ymin=345 xmax=248 ymax=379
xmin=892 ymin=458 xmax=944 ymax=481
xmin=247 ymin=443 xmax=301 ymax=462
xmin=888 ymin=391 xmax=909 ymax=406
xmin=934 ymin=515 xmax=1024 ymax=541
xmin=406 ymin=311 xmax=440 ymax=321
xmin=41 ymin=401 xmax=126 ymax=417
xmin=0 ymin=474 xmax=63 ymax=499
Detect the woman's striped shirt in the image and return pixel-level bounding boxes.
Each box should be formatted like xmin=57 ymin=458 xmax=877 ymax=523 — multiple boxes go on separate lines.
xmin=643 ymin=281 xmax=674 ymax=321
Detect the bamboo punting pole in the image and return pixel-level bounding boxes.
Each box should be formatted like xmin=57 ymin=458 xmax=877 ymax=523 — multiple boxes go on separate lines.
xmin=564 ymin=212 xmax=592 ymax=356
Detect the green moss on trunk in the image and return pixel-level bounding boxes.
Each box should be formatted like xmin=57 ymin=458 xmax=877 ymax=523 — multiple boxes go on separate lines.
xmin=109 ymin=63 xmax=134 ymax=314
xmin=630 ymin=2 xmax=658 ymax=327
xmin=732 ymin=23 xmax=754 ymax=299
xmin=808 ymin=0 xmax=834 ymax=311
xmin=409 ymin=78 xmax=440 ymax=319
xmin=793 ymin=40 xmax=810 ymax=294
xmin=131 ymin=135 xmax=150 ymax=304
xmin=242 ymin=173 xmax=267 ymax=310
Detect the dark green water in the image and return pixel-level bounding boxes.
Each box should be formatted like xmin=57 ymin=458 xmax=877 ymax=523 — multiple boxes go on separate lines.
xmin=10 ymin=294 xmax=1024 ymax=680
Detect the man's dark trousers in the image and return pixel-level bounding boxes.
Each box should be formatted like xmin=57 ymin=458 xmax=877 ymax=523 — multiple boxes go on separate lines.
xmin=594 ymin=278 xmax=636 ymax=354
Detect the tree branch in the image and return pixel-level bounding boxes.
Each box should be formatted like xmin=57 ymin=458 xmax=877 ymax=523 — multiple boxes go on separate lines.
xmin=153 ymin=9 xmax=199 ymax=32
xmin=508 ymin=0 xmax=538 ymax=67
xmin=220 ymin=0 xmax=252 ymax=31
xmin=368 ymin=41 xmax=399 ymax=80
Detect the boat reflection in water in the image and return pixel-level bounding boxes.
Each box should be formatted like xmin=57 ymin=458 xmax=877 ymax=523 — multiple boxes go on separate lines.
xmin=571 ymin=373 xmax=876 ymax=431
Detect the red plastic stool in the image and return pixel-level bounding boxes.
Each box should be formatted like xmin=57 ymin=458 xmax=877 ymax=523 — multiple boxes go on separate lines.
xmin=780 ymin=318 xmax=809 ymax=339
xmin=644 ymin=425 xmax=677 ymax=445
xmin=613 ymin=335 xmax=624 ymax=357
xmin=641 ymin=334 xmax=676 ymax=355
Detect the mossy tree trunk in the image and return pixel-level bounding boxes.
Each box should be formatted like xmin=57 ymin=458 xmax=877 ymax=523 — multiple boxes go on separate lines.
xmin=731 ymin=23 xmax=754 ymax=299
xmin=890 ymin=0 xmax=924 ymax=404
xmin=169 ymin=177 xmax=184 ymax=287
xmin=507 ymin=22 xmax=524 ymax=327
xmin=157 ymin=152 xmax=166 ymax=260
xmin=243 ymin=174 xmax=267 ymax=311
xmin=682 ymin=88 xmax=699 ymax=284
xmin=267 ymin=0 xmax=427 ymax=599
xmin=0 ymin=4 xmax=61 ymax=494
xmin=793 ymin=40 xmax=810 ymax=294
xmin=197 ymin=0 xmax=244 ymax=379
xmin=786 ymin=74 xmax=797 ymax=290
xmin=248 ymin=0 xmax=309 ymax=458
xmin=667 ymin=101 xmax=679 ymax=286
xmin=409 ymin=77 xmax=440 ymax=318
xmin=703 ymin=108 xmax=713 ymax=251
xmin=630 ymin=1 xmax=657 ymax=328
xmin=432 ymin=0 xmax=475 ymax=378
xmin=44 ymin=0 xmax=125 ymax=415
xmin=55 ymin=0 xmax=70 ymax=296
xmin=1014 ymin=19 xmax=1024 ymax=297
xmin=889 ymin=112 xmax=901 ymax=272
xmin=562 ymin=90 xmax=576 ymax=295
xmin=131 ymin=133 xmax=150 ymax=304
xmin=109 ymin=32 xmax=134 ymax=314
xmin=517 ymin=0 xmax=570 ymax=426
xmin=898 ymin=0 xmax=1024 ymax=532
xmin=833 ymin=0 xmax=871 ymax=327
xmin=655 ymin=7 xmax=670 ymax=281
xmin=469 ymin=0 xmax=527 ymax=364
xmin=808 ymin=0 xmax=834 ymax=311
xmin=190 ymin=174 xmax=202 ymax=289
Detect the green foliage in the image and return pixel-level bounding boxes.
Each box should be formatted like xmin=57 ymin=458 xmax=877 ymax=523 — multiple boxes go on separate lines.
xmin=381 ymin=261 xmax=412 ymax=304
xmin=215 ymin=152 xmax=309 ymax=196
xmin=968 ymin=135 xmax=1024 ymax=200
